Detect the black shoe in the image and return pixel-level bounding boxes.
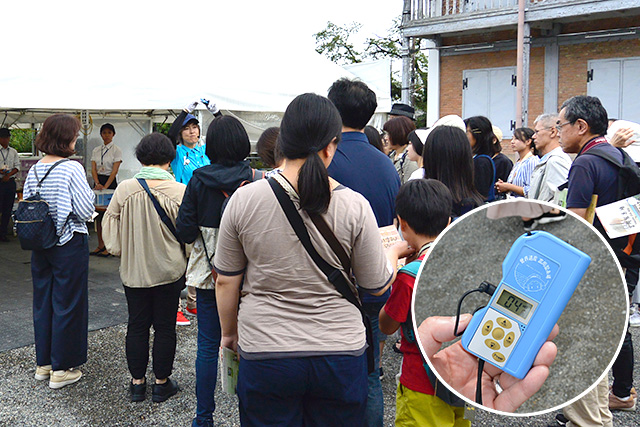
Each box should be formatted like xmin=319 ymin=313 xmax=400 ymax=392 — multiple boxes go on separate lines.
xmin=152 ymin=378 xmax=178 ymax=403
xmin=129 ymin=380 xmax=146 ymax=402
xmin=536 ymin=211 xmax=567 ymax=225
xmin=379 ymin=367 xmax=384 ymax=380
xmin=554 ymin=413 xmax=569 ymax=426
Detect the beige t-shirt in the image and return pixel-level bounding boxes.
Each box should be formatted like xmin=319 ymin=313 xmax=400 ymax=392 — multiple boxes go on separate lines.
xmin=214 ymin=174 xmax=393 ymax=359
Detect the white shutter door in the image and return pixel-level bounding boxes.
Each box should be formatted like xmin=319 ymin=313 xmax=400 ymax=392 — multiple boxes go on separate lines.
xmin=488 ymin=67 xmax=517 ymax=138
xmin=588 ymin=59 xmax=621 ymax=119
xmin=463 ymin=69 xmax=490 ymax=120
xmin=622 ymin=59 xmax=640 ymax=122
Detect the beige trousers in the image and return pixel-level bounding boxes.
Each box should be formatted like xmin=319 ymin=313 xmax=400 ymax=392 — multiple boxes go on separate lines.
xmin=564 ymin=375 xmax=613 ymax=427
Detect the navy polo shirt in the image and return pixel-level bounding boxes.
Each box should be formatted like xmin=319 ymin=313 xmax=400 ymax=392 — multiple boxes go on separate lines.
xmin=328 ymin=132 xmax=401 ymax=227
xmin=567 ymin=138 xmax=620 ymax=209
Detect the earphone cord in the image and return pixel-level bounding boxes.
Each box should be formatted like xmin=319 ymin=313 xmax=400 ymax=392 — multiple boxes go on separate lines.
xmin=453 ymin=281 xmax=497 ymax=405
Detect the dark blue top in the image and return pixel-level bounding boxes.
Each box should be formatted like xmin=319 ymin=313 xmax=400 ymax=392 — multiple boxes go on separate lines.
xmin=328 ymin=132 xmax=401 ymax=228
xmin=567 ymin=140 xmax=620 ymax=209
xmin=328 ymin=131 xmax=400 ymax=305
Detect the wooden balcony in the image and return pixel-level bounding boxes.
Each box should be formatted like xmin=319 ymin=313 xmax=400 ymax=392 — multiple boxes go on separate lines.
xmin=402 ymin=0 xmax=640 ymax=37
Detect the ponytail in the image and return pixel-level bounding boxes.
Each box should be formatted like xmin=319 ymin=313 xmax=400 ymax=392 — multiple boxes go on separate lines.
xmin=279 ymin=93 xmax=342 ymax=215
xmin=298 ymin=151 xmax=331 ymax=215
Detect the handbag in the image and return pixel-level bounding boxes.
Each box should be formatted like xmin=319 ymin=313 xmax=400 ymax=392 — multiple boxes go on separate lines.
xmin=137 ymin=178 xmax=186 ymax=257
xmin=268 ymin=177 xmax=376 ymax=374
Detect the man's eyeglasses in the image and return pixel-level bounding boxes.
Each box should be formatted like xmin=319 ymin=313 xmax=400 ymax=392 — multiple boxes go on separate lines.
xmin=555 ymin=121 xmax=572 ymax=130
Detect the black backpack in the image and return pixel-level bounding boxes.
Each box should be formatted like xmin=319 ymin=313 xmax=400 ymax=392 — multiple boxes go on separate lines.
xmin=586 ymin=145 xmax=640 ymax=269
xmin=14 ymin=159 xmax=70 ymax=251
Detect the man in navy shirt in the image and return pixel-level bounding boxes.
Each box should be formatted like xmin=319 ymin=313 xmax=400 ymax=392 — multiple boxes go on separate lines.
xmin=327 ymin=78 xmax=401 ymax=427
xmin=559 ymin=95 xmax=634 ymax=424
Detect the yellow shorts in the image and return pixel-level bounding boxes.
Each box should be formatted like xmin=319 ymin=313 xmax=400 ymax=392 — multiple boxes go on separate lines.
xmin=395 ymin=383 xmax=471 ymax=427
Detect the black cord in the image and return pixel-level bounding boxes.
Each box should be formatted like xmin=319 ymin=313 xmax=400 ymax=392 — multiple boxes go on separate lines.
xmin=476 ymin=360 xmax=485 ymax=405
xmin=452 ymin=281 xmax=497 ymax=404
xmin=453 ymin=281 xmax=496 ymax=337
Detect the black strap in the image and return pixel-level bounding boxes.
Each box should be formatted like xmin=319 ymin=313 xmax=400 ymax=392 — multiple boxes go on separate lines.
xmin=268 ymin=177 xmax=374 ymax=373
xmin=137 ymin=178 xmax=186 ymax=255
xmin=268 ymin=177 xmax=361 ymax=308
xmin=308 ymin=214 xmax=352 ymax=280
xmin=34 ymin=159 xmax=70 ymax=191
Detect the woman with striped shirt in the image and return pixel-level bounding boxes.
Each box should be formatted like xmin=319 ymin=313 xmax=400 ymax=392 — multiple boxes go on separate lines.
xmin=495 ymin=127 xmax=539 ymax=198
xmin=23 ymin=114 xmax=95 ymax=389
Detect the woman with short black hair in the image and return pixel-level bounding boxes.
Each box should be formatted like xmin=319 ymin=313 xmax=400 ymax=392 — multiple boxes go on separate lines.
xmin=25 ymin=113 xmax=95 ymax=389
xmin=176 ymin=115 xmax=264 ymax=427
xmin=103 ymin=132 xmax=188 ymax=403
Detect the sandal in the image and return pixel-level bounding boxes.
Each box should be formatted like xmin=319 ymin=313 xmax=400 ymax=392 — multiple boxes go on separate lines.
xmin=95 ymin=249 xmax=111 ymax=257
xmin=392 ymin=339 xmax=403 ymax=354
xmin=90 ymin=247 xmax=105 ymax=255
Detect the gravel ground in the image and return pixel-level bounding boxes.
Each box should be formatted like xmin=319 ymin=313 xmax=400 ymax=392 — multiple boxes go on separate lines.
xmin=1 ymin=322 xmax=638 ymax=426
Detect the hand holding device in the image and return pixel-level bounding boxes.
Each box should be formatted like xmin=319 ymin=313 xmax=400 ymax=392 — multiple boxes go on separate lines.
xmin=419 ymin=314 xmax=558 ymax=412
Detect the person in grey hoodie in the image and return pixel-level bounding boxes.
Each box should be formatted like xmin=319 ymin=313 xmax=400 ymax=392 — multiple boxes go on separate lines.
xmin=176 ymin=115 xmax=263 ymax=427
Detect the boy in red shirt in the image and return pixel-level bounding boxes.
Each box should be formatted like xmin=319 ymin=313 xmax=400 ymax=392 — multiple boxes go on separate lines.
xmin=379 ymin=179 xmax=470 ymax=427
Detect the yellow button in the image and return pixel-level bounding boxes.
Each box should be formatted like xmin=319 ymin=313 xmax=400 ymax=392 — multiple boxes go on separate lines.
xmin=504 ymin=332 xmax=515 ymax=347
xmin=485 ymin=339 xmax=501 ymax=350
xmin=497 ymin=317 xmax=512 ymax=328
xmin=492 ymin=328 xmax=505 ymax=340
xmin=492 ymin=352 xmax=506 ymax=363
xmin=482 ymin=321 xmax=493 ymax=336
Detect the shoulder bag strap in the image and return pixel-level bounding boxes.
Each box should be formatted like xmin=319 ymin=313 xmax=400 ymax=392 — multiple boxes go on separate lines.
xmin=308 ymin=214 xmax=352 ymax=276
xmin=137 ymin=178 xmax=186 ymax=255
xmin=34 ymin=159 xmax=70 ymax=189
xmin=267 ymin=177 xmax=360 ymax=308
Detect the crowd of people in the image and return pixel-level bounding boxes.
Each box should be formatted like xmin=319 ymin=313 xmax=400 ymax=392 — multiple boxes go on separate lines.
xmin=7 ymin=76 xmax=640 ymax=426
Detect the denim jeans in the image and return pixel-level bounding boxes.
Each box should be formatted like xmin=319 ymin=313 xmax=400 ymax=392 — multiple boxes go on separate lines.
xmin=363 ymin=301 xmax=385 ymax=427
xmin=192 ymin=289 xmax=221 ymax=427
xmin=237 ymin=354 xmax=368 ymax=427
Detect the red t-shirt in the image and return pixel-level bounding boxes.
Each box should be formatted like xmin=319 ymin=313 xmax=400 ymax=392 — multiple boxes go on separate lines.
xmin=383 ymin=254 xmax=434 ymax=395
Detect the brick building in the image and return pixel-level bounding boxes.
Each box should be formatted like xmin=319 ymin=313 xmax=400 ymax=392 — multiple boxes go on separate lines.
xmin=400 ymin=0 xmax=640 ymax=154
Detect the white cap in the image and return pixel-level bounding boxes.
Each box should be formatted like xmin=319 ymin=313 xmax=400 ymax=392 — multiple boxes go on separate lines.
xmin=420 ymin=115 xmax=467 ymax=142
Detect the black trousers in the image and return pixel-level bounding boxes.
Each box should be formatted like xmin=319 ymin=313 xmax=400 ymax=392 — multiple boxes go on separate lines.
xmin=0 ymin=178 xmax=16 ymax=235
xmin=611 ymin=266 xmax=637 ymax=397
xmin=31 ymin=233 xmax=89 ymax=370
xmin=123 ymin=276 xmax=184 ymax=380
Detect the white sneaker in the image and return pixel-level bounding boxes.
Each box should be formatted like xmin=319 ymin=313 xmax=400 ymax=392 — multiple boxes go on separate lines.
xmin=34 ymin=365 xmax=52 ymax=381
xmin=630 ymin=304 xmax=640 ymax=328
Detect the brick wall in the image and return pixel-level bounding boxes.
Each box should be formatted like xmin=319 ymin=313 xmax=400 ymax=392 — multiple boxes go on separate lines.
xmin=439 ymin=39 xmax=640 ymax=155
xmin=558 ymin=39 xmax=640 ymax=110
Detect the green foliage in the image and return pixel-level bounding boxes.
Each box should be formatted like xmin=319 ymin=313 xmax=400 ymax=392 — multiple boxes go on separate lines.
xmin=314 ymin=22 xmax=363 ymax=65
xmin=153 ymin=123 xmax=171 ymax=135
xmin=314 ymin=18 xmax=428 ymax=124
xmin=9 ymin=129 xmax=35 ymax=153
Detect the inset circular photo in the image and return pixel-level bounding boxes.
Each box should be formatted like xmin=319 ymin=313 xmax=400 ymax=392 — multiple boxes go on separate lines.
xmin=412 ymin=199 xmax=628 ymax=416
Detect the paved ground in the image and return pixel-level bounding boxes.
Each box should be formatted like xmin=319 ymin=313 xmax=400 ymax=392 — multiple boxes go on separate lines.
xmin=0 ymin=224 xmax=639 ymax=426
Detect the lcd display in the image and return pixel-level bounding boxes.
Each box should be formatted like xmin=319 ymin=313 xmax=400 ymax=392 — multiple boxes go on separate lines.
xmin=496 ymin=289 xmax=533 ymax=319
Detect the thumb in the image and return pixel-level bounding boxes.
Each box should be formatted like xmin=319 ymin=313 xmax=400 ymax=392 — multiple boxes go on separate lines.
xmin=418 ymin=314 xmax=472 ymax=359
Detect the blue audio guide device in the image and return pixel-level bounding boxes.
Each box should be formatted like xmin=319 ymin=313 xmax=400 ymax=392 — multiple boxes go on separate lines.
xmin=460 ymin=230 xmax=591 ymax=379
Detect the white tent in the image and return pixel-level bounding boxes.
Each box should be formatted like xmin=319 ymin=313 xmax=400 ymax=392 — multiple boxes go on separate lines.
xmin=0 ymin=47 xmax=391 ymax=181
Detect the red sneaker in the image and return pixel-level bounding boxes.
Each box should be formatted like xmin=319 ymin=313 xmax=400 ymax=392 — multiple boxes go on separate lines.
xmin=176 ymin=310 xmax=191 ymax=326
xmin=185 ymin=307 xmax=197 ymax=317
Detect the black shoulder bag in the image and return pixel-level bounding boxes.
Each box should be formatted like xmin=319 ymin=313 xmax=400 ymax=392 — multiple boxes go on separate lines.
xmin=268 ymin=177 xmax=375 ymax=374
xmin=137 ymin=178 xmax=186 ymax=257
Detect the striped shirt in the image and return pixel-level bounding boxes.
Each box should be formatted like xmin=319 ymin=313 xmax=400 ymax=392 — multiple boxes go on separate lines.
xmin=507 ymin=155 xmax=540 ymax=198
xmin=23 ymin=160 xmax=95 ymax=245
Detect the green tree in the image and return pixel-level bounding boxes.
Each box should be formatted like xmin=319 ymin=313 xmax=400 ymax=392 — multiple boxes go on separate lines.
xmin=314 ymin=18 xmax=428 ymax=126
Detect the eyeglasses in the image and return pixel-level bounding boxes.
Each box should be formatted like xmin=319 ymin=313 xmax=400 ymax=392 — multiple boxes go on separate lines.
xmin=555 ymin=121 xmax=572 ymax=130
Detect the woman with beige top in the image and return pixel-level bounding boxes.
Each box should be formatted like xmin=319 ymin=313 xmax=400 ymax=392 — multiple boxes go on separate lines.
xmin=103 ymin=132 xmax=187 ymax=403
xmin=214 ymin=93 xmax=410 ymax=425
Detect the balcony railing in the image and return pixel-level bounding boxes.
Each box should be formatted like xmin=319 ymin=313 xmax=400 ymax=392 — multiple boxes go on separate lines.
xmin=407 ymin=0 xmax=590 ymax=20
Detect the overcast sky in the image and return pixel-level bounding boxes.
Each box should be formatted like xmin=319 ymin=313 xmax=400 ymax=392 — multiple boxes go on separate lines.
xmin=4 ymin=1 xmax=402 ymax=64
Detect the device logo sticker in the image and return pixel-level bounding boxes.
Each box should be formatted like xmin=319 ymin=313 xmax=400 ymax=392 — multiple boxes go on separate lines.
xmin=513 ymin=248 xmax=559 ymax=293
